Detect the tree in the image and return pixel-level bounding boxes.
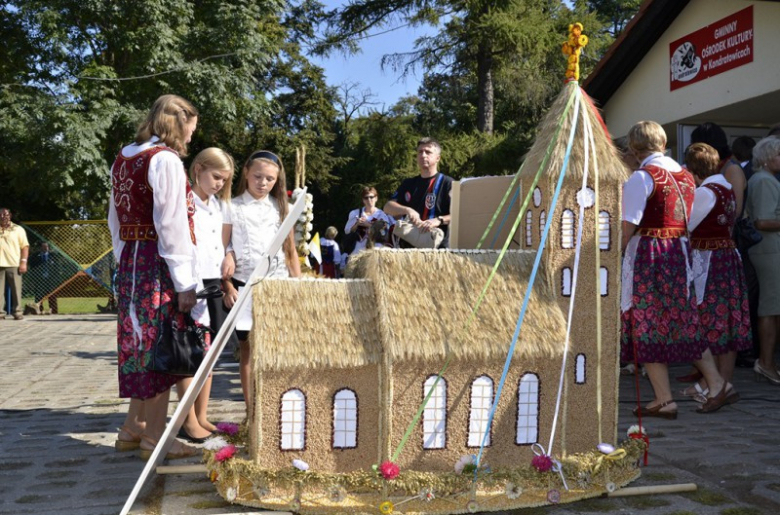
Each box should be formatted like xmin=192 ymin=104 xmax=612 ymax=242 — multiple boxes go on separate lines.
xmin=585 ymin=0 xmax=641 ymax=37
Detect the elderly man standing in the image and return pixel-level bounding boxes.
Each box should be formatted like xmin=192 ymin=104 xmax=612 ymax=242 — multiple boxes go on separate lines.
xmin=0 ymin=208 xmax=29 ymax=320
xmin=384 ymin=137 xmax=454 ymax=248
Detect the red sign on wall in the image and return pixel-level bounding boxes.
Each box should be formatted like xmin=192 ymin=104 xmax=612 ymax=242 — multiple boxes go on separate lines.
xmin=670 ymin=6 xmax=753 ymax=91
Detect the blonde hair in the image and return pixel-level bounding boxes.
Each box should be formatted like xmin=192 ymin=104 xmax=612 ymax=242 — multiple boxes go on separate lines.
xmin=752 ymin=136 xmax=780 ymax=171
xmin=237 ymin=150 xmax=296 ymax=267
xmin=685 ymin=143 xmax=720 ymax=180
xmin=189 ymin=148 xmax=235 ymax=202
xmin=135 ymin=95 xmax=198 ymax=156
xmin=628 ymin=121 xmax=666 ymax=155
xmin=324 ymin=226 xmax=338 ymax=240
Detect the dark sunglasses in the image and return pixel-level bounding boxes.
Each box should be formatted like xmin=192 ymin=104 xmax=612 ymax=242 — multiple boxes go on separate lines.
xmin=249 ymin=150 xmax=281 ymax=167
xmin=363 ymin=195 xmax=377 ymax=199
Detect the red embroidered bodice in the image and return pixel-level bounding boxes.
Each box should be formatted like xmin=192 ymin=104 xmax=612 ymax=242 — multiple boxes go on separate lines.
xmin=111 ymin=145 xmax=196 ymax=243
xmin=637 ymin=165 xmax=695 ymax=235
xmin=691 ymin=182 xmax=737 ymax=250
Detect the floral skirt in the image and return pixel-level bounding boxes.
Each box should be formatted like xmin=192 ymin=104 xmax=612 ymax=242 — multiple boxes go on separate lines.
xmin=695 ymin=249 xmax=752 ymax=354
xmin=116 ymin=240 xmax=179 ymax=399
xmin=621 ymin=237 xmax=706 ymax=364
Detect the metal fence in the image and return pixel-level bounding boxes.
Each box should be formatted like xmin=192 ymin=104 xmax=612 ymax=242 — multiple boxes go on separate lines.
xmin=16 ymin=221 xmax=116 ymax=315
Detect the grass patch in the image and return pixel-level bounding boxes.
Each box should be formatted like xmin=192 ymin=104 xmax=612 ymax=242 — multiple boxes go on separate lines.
xmin=642 ymin=472 xmax=677 ymax=482
xmin=189 ymin=500 xmax=231 ymax=509
xmin=720 ymin=509 xmax=764 ymax=515
xmin=684 ymin=488 xmax=731 ymax=506
xmin=21 ymin=296 xmax=110 ymax=314
xmin=621 ymin=497 xmax=671 ymax=509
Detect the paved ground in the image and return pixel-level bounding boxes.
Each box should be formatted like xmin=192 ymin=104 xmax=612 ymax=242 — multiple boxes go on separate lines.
xmin=1 ymin=314 xmax=779 ymax=515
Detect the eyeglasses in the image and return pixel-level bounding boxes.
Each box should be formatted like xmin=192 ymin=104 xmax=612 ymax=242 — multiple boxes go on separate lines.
xmin=363 ymin=195 xmax=376 ymax=200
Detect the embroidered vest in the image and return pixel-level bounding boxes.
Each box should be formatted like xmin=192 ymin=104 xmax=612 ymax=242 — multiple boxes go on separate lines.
xmin=691 ymin=183 xmax=737 ymax=250
xmin=111 ymin=145 xmax=196 ymax=244
xmin=637 ymin=164 xmax=695 ymax=238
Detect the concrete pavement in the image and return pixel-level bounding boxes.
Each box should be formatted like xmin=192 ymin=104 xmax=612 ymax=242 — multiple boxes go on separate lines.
xmin=1 ymin=314 xmax=779 ymax=515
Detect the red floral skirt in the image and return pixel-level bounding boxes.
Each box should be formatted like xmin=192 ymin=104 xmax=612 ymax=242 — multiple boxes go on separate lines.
xmin=621 ymin=237 xmax=706 ymax=364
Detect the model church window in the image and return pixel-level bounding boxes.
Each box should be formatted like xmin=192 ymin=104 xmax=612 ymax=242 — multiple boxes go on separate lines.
xmin=575 ymin=354 xmax=586 ymax=384
xmin=533 ymin=187 xmax=542 ymax=207
xmin=539 ymin=210 xmax=547 ymax=239
xmin=600 ymin=267 xmax=608 ymax=296
xmin=422 ymin=375 xmax=447 ymax=449
xmin=516 ymin=373 xmax=539 ymax=445
xmin=280 ymin=389 xmax=306 ymax=450
xmin=467 ymin=375 xmax=494 ymax=447
xmin=561 ymin=209 xmax=575 ymax=248
xmin=525 ymin=211 xmax=533 ymax=247
xmin=332 ymin=389 xmax=358 ymax=449
xmin=561 ymin=267 xmax=572 ymax=296
xmin=598 ymin=211 xmax=610 ymax=250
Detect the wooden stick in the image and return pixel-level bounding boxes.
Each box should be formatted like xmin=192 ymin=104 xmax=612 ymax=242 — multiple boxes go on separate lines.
xmin=607 ymin=483 xmax=697 ymax=497
xmin=156 ymin=464 xmax=208 ymax=475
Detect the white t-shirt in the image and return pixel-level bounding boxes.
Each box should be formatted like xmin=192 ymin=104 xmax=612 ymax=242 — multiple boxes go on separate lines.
xmin=193 ymin=195 xmax=225 ymax=280
xmin=224 ymin=191 xmax=288 ymax=283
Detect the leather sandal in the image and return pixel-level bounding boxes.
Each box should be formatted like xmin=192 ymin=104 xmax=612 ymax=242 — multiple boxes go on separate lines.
xmin=632 ymin=400 xmax=677 ymax=420
xmin=696 ymin=384 xmax=739 ymax=414
xmin=679 ymin=383 xmax=709 ymax=404
xmin=138 ymin=435 xmax=198 ymax=461
xmin=115 ymin=425 xmax=142 ymax=452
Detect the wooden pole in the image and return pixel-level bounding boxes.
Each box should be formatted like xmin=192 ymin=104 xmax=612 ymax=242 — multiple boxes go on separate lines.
xmin=607 ymin=483 xmax=697 ymax=497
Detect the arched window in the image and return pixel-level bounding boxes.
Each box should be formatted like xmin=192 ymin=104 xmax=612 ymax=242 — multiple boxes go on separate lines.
xmin=280 ymin=389 xmax=306 ymax=450
xmin=422 ymin=375 xmax=447 ymax=449
xmin=561 ymin=209 xmax=575 ymax=249
xmin=333 ymin=389 xmax=358 ymax=449
xmin=467 ymin=375 xmax=494 ymax=447
xmin=598 ymin=211 xmax=610 ymax=250
xmin=575 ymin=354 xmax=586 ymax=384
xmin=533 ymin=187 xmax=542 ymax=207
xmin=600 ymin=267 xmax=609 ymax=296
xmin=525 ymin=211 xmax=533 ymax=247
xmin=539 ymin=210 xmax=547 ymax=239
xmin=516 ymin=374 xmax=539 ymax=445
xmin=561 ymin=267 xmax=572 ymax=297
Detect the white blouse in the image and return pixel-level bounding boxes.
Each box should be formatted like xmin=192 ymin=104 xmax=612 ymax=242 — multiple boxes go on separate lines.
xmin=193 ymin=195 xmax=225 ymax=280
xmin=622 ymin=153 xmax=684 ymax=225
xmin=688 ymin=174 xmax=731 ymax=232
xmin=224 ymin=191 xmax=288 ymax=283
xmin=344 ymin=208 xmax=395 ymax=254
xmin=108 ymin=137 xmax=198 ymax=293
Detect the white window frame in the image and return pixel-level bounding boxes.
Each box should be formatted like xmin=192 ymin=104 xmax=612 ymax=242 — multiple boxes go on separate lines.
xmin=467 ymin=375 xmax=494 ymax=447
xmin=598 ymin=211 xmax=610 ymax=250
xmin=600 ymin=267 xmax=608 ymax=296
xmin=561 ymin=267 xmax=572 ymax=297
xmin=516 ymin=374 xmax=539 ymax=445
xmin=575 ymin=354 xmax=586 ymax=384
xmin=280 ymin=389 xmax=306 ymax=450
xmin=422 ymin=375 xmax=447 ymax=449
xmin=561 ymin=209 xmax=575 ymax=249
xmin=525 ymin=211 xmax=533 ymax=247
xmin=539 ymin=210 xmax=547 ymax=239
xmin=333 ymin=389 xmax=358 ymax=449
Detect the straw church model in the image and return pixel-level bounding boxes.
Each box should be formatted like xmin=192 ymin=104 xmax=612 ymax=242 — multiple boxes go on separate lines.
xmin=205 ymin=82 xmax=641 ymax=514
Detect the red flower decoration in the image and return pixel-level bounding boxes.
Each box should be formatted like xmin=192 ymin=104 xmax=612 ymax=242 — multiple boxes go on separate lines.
xmin=215 ymin=444 xmax=237 ymax=462
xmin=531 ymin=454 xmax=553 ymax=472
xmin=216 ymin=422 xmax=240 ymax=436
xmin=287 ymin=190 xmax=293 ymax=198
xmin=379 ymin=460 xmax=400 ymax=480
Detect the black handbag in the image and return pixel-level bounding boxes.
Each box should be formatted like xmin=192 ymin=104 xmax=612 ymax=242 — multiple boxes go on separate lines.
xmin=734 ymin=217 xmax=762 ymax=251
xmin=150 ymin=313 xmax=206 ymax=376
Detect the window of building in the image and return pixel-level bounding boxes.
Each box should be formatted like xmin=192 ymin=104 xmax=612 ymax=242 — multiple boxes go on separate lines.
xmin=467 ymin=375 xmax=494 ymax=447
xmin=533 ymin=187 xmax=542 ymax=207
xmin=516 ymin=374 xmax=539 ymax=445
xmin=333 ymin=389 xmax=358 ymax=449
xmin=600 ymin=267 xmax=608 ymax=296
xmin=575 ymin=354 xmax=586 ymax=384
xmin=561 ymin=267 xmax=572 ymax=297
xmin=280 ymin=389 xmax=306 ymax=450
xmin=539 ymin=210 xmax=547 ymax=239
xmin=423 ymin=375 xmax=447 ymax=449
xmin=525 ymin=211 xmax=533 ymax=247
xmin=561 ymin=209 xmax=575 ymax=248
xmin=598 ymin=211 xmax=610 ymax=250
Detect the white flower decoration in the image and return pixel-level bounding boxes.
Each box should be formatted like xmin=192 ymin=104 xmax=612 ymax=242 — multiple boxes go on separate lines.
xmin=252 ymin=482 xmax=269 ymax=498
xmin=454 ymin=454 xmax=476 ymax=473
xmin=505 ymin=481 xmax=523 ymax=499
xmin=329 ymin=486 xmax=347 ymax=503
xmin=606 ymin=482 xmax=617 ymax=493
xmin=292 ymin=459 xmax=309 ymax=471
xmin=576 ymin=186 xmax=595 ymax=208
xmin=418 ymin=488 xmax=435 ymax=502
xmin=204 ymin=436 xmax=229 ymax=451
xmin=597 ymin=443 xmax=616 ymax=454
xmin=626 ymin=424 xmax=646 ymax=437
xmin=226 ymin=486 xmax=237 ymax=502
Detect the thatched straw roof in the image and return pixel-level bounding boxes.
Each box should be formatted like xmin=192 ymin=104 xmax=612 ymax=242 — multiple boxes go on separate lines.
xmin=347 ymin=249 xmax=566 ymax=362
xmin=519 ymin=82 xmax=629 ymax=189
xmin=250 ymin=278 xmax=383 ymax=370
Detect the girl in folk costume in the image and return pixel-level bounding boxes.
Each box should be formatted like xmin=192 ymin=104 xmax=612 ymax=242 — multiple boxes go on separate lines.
xmin=172 ymin=148 xmax=236 ymax=444
xmin=677 ymin=143 xmax=750 ymax=403
xmin=621 ymin=121 xmax=732 ymax=419
xmin=109 ymin=94 xmax=205 ymax=459
xmin=319 ymin=226 xmax=341 ymax=278
xmin=222 ymin=150 xmax=301 ymax=408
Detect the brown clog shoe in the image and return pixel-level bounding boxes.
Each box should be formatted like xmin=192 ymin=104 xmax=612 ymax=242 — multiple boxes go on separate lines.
xmin=632 ymin=400 xmax=678 ymax=420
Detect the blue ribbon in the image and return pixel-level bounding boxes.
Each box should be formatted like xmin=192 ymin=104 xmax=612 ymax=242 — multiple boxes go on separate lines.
xmin=475 ymin=86 xmax=582 ymax=475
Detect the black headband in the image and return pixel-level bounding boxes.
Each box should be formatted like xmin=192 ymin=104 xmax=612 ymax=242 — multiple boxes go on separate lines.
xmin=249 ymin=151 xmax=281 ymax=167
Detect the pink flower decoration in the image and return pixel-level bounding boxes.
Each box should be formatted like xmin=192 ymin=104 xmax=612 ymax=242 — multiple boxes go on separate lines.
xmin=531 ymin=454 xmax=553 ymax=472
xmin=215 ymin=444 xmax=237 ymax=462
xmin=379 ymin=461 xmax=400 ymax=480
xmin=216 ymin=422 xmax=240 ymax=436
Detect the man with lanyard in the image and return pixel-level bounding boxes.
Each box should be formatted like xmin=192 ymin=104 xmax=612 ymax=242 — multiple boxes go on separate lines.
xmin=384 ymin=137 xmax=453 ymax=248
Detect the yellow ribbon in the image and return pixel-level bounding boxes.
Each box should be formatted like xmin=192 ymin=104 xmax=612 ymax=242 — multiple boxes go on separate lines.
xmin=593 ymin=448 xmax=627 ymax=475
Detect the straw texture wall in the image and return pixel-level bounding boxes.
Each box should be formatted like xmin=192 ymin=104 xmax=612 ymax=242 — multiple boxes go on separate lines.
xmin=346 ymin=249 xmax=567 ymax=362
